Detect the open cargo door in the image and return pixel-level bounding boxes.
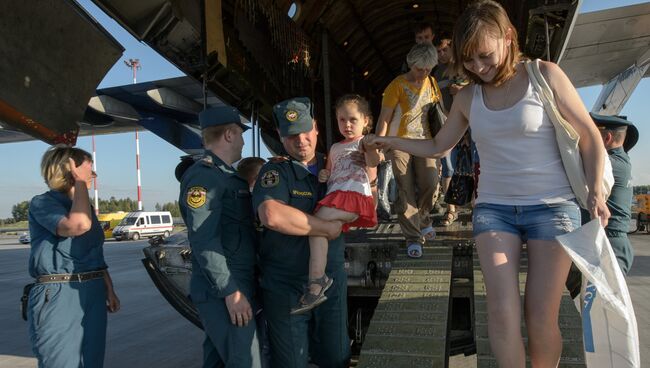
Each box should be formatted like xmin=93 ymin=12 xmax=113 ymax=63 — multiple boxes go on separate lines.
xmin=0 ymin=0 xmax=124 ymax=145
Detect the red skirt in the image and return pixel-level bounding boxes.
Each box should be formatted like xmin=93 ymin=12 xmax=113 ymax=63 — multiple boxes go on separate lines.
xmin=316 ymin=190 xmax=377 ymax=232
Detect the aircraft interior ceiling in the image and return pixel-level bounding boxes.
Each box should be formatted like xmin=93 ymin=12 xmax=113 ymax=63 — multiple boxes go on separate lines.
xmin=90 ymin=0 xmax=579 ymax=145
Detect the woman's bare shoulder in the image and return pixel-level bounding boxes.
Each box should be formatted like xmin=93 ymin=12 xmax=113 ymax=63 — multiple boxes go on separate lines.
xmin=538 ymin=60 xmax=567 ymax=81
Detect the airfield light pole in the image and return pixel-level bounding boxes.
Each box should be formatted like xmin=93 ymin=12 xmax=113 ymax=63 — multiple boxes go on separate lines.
xmin=92 ymin=134 xmax=99 ymax=215
xmin=124 ymin=59 xmax=143 ymax=211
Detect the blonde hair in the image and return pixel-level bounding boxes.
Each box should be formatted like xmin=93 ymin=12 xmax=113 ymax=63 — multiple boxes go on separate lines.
xmin=450 ymin=0 xmax=520 ymax=86
xmin=40 ymin=145 xmax=92 ymax=192
xmin=202 ymin=124 xmax=236 ymax=147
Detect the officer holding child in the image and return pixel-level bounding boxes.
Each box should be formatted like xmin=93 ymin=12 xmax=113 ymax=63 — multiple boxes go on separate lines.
xmin=253 ymin=97 xmax=350 ymax=368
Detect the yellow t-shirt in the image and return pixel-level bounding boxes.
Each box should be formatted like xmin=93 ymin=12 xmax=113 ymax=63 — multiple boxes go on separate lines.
xmin=381 ymin=75 xmax=442 ymax=138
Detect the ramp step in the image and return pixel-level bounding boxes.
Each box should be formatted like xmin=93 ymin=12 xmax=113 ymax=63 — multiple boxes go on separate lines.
xmin=357 ymin=245 xmax=453 ymax=368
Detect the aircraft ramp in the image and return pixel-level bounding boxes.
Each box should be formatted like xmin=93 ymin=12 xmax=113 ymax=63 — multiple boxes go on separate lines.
xmin=356 ymin=213 xmax=586 ymax=367
xmin=356 ymin=245 xmax=453 ymax=367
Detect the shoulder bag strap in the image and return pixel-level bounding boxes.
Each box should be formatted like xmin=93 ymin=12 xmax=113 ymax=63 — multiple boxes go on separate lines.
xmin=524 ymin=59 xmax=580 ymax=141
xmin=428 ymin=76 xmax=442 ymax=103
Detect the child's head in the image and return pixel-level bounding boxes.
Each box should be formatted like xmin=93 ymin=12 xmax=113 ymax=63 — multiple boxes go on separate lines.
xmin=237 ymin=157 xmax=266 ymax=190
xmin=450 ymin=0 xmax=520 ymax=86
xmin=334 ymin=94 xmax=373 ymax=139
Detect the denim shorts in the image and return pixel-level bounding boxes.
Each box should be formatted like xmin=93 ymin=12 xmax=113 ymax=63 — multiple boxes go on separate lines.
xmin=472 ymin=200 xmax=580 ymax=242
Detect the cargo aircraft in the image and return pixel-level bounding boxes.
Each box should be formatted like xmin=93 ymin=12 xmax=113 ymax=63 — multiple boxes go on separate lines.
xmin=1 ymin=0 xmax=648 ymax=361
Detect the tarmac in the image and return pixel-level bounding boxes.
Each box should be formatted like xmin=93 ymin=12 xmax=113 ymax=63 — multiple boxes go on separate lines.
xmin=0 ymin=232 xmax=648 ymax=367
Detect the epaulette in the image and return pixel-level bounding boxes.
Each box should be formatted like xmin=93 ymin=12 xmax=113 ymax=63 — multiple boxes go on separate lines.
xmin=268 ymin=155 xmax=290 ymax=164
xmin=200 ymin=155 xmax=214 ymax=167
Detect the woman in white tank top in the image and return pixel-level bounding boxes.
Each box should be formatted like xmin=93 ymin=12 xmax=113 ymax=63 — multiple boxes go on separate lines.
xmin=364 ymin=1 xmax=610 ymax=366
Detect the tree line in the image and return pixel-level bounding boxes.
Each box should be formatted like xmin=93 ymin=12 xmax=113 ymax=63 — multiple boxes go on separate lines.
xmin=5 ymin=186 xmax=650 ymax=223
xmin=633 ymin=185 xmax=650 ymax=195
xmin=6 ymin=197 xmax=181 ymax=222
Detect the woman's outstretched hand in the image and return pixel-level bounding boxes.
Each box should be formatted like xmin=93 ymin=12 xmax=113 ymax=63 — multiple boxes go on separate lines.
xmin=362 ymin=134 xmax=391 ymax=151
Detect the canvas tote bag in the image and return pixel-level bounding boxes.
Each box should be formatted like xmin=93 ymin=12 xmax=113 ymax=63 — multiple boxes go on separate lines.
xmin=524 ymin=59 xmax=614 ymax=209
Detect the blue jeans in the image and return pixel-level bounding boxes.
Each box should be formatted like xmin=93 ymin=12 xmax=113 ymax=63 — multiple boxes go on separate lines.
xmin=472 ymin=200 xmax=580 ymax=242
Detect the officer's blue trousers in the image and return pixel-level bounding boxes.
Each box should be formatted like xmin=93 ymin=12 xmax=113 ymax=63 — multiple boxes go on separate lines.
xmin=607 ymin=233 xmax=634 ymax=274
xmin=263 ymin=273 xmax=351 ymax=368
xmin=195 ymin=294 xmax=261 ymax=368
xmin=28 ymin=279 xmax=107 ymax=368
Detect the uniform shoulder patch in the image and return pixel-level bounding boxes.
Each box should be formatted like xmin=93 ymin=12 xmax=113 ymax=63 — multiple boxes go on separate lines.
xmin=201 ymin=155 xmax=214 ymax=167
xmin=260 ymin=170 xmax=280 ymax=188
xmin=186 ymin=186 xmax=207 ymax=208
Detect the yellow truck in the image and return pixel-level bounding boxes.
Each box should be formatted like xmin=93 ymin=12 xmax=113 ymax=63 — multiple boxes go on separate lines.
xmin=632 ymin=194 xmax=650 ymax=233
xmin=98 ymin=212 xmax=128 ymax=239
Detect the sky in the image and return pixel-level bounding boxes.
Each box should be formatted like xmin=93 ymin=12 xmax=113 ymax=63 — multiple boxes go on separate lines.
xmin=0 ymin=0 xmax=648 ymax=218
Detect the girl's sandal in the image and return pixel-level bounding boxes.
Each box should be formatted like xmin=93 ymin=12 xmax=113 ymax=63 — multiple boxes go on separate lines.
xmin=441 ymin=211 xmax=458 ymax=226
xmin=290 ymin=275 xmax=334 ymax=315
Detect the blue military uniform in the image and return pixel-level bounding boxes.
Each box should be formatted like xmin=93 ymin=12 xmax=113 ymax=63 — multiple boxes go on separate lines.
xmin=573 ymin=114 xmax=637 ymax=279
xmin=592 ymin=113 xmax=638 ymax=274
xmin=179 ymin=106 xmax=261 ymax=368
xmin=252 ymin=97 xmax=351 ymax=368
xmin=28 ymin=190 xmax=108 ymax=368
xmin=604 ymin=146 xmax=634 ymax=273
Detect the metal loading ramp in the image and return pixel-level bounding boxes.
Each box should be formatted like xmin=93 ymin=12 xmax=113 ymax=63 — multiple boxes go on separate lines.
xmin=354 ymin=210 xmax=586 ymax=367
xmin=356 ymin=244 xmax=453 ymax=367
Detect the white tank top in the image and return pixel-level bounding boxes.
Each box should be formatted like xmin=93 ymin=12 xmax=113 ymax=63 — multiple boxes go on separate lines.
xmin=469 ymin=78 xmax=574 ymax=205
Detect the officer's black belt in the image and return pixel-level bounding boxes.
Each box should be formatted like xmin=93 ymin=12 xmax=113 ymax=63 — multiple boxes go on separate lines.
xmin=36 ymin=271 xmax=105 ymax=284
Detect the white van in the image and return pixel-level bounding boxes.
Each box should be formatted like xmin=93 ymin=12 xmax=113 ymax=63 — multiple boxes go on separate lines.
xmin=112 ymin=211 xmax=174 ymax=241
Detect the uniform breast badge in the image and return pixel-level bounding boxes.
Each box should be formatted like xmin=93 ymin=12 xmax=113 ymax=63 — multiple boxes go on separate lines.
xmin=261 ymin=170 xmax=280 ymax=188
xmin=187 ymin=186 xmax=207 ymax=208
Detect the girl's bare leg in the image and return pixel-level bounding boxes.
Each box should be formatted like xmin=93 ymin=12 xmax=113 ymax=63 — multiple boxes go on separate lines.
xmin=525 ymin=239 xmax=572 ymax=368
xmin=308 ymin=206 xmax=357 ymax=294
xmin=476 ymin=231 xmax=526 ymax=367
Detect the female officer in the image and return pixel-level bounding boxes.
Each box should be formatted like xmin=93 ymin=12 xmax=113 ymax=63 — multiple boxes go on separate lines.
xmin=28 ymin=145 xmax=120 ymax=368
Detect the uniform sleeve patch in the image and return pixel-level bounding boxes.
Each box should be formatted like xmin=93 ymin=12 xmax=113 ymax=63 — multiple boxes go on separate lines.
xmin=186 ymin=186 xmax=207 ymax=208
xmin=260 ymin=170 xmax=280 ymax=188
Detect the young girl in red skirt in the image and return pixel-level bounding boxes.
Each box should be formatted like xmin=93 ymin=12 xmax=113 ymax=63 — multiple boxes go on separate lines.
xmin=291 ymin=94 xmax=380 ymax=314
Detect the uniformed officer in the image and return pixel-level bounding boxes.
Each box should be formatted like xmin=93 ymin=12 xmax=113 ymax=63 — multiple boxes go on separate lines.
xmin=179 ymin=106 xmax=261 ymax=368
xmin=566 ymin=113 xmax=639 ymax=297
xmin=27 ymin=146 xmax=120 ymax=368
xmin=591 ymin=113 xmax=638 ymax=274
xmin=252 ymin=97 xmax=350 ymax=368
